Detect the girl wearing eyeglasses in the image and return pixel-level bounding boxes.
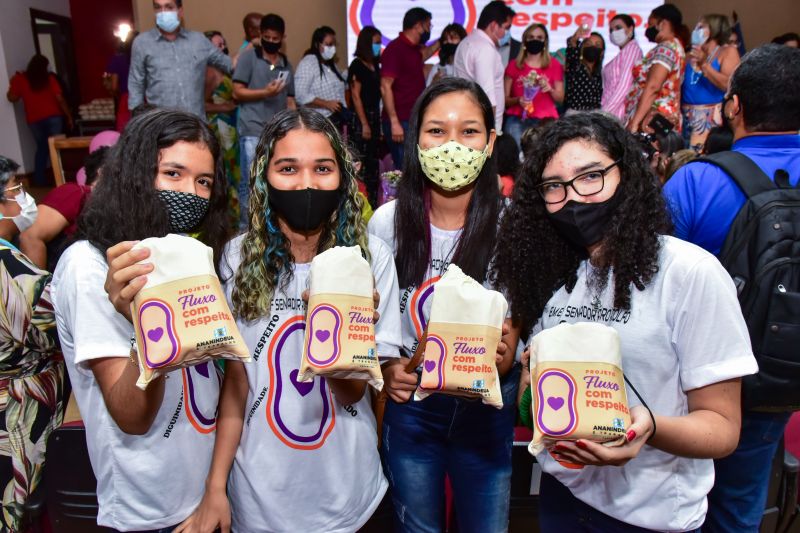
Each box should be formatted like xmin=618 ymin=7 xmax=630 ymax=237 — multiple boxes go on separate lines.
xmin=494 ymin=112 xmax=757 ymax=532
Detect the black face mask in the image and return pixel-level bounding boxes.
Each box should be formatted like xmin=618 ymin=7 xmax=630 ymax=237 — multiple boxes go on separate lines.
xmin=582 ymin=46 xmax=602 ymax=63
xmin=261 ymin=39 xmax=281 ymax=54
xmin=645 ymin=25 xmax=659 ymax=43
xmin=420 ymin=30 xmax=431 ymax=45
xmin=440 ymin=42 xmax=458 ymax=63
xmin=546 ymin=196 xmax=619 ymax=248
xmin=267 ymin=183 xmax=341 ymax=232
xmin=157 ymin=190 xmax=210 ymax=233
xmin=525 ymin=39 xmax=545 ymax=55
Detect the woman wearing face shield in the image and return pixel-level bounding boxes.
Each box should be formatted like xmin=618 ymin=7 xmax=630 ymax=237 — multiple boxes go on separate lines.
xmin=602 ymin=15 xmax=643 ymax=120
xmin=0 ymin=156 xmax=65 ymax=533
xmin=681 ymin=14 xmax=740 ymax=152
xmin=625 ymin=3 xmax=687 ymax=134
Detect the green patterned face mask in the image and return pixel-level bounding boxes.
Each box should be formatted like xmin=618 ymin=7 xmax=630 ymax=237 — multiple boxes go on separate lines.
xmin=417 ymin=140 xmax=490 ymax=191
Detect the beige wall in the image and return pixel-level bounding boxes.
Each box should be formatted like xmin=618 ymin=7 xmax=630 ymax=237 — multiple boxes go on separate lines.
xmin=132 ymin=0 xmax=347 ymax=69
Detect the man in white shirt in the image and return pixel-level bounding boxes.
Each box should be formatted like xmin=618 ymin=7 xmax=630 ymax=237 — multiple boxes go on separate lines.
xmin=454 ymin=1 xmax=515 ymax=131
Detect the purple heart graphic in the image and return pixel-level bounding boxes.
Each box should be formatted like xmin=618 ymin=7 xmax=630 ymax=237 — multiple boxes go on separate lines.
xmin=315 ymin=329 xmax=331 ymax=343
xmin=290 ymin=369 xmax=314 ymax=397
xmin=424 ymin=360 xmax=436 ymax=373
xmin=547 ymin=396 xmax=565 ymax=411
xmin=147 ymin=327 xmax=164 ymax=343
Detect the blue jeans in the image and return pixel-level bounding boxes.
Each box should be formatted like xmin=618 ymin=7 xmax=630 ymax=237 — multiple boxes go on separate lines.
xmin=703 ymin=411 xmax=791 ymax=532
xmin=238 ymin=136 xmax=259 ymax=231
xmin=28 ymin=115 xmax=64 ymax=186
xmin=382 ymin=119 xmax=409 ymax=171
xmin=539 ymin=473 xmax=700 ymax=532
xmin=502 ymin=115 xmax=539 ymax=149
xmin=381 ymin=365 xmax=519 ymax=533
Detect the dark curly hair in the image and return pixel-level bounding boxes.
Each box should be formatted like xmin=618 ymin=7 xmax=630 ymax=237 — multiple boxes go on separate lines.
xmin=492 ymin=112 xmax=671 ymax=333
xmin=76 ymin=109 xmax=230 ymax=273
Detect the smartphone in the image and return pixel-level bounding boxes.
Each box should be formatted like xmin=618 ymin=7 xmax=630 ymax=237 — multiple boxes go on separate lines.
xmin=648 ymin=113 xmax=674 ymax=136
xmin=276 ymin=70 xmax=289 ymax=84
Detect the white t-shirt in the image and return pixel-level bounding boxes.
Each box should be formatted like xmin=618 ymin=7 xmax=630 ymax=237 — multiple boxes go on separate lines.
xmin=368 ymin=200 xmax=466 ymax=354
xmin=532 ymin=236 xmax=758 ymax=532
xmin=221 ymin=234 xmax=402 ymax=532
xmin=52 ymin=240 xmax=220 ymax=531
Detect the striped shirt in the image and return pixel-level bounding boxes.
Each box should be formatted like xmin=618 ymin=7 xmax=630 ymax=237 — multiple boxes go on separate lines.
xmin=601 ymin=39 xmax=643 ymax=120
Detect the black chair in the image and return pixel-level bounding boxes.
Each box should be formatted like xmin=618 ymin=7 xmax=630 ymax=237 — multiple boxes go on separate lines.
xmin=42 ymin=424 xmax=111 ymax=532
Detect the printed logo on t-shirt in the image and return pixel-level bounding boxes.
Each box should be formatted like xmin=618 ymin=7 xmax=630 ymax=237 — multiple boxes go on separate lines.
xmin=266 ymin=315 xmax=336 ymax=450
xmin=182 ymin=362 xmax=222 ymax=433
xmin=163 ymin=361 xmax=222 ymax=438
xmin=408 ymin=275 xmax=440 ymax=339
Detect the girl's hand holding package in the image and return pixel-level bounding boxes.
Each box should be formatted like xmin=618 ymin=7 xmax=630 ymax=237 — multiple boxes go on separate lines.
xmin=382 ymin=358 xmax=418 ymax=403
xmin=105 ymin=240 xmax=153 ymax=322
xmin=550 ymin=405 xmax=655 ymax=467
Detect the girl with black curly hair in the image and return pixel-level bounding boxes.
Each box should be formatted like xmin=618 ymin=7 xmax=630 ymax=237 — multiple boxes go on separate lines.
xmin=369 ymin=77 xmax=518 ymax=532
xmin=51 ymin=109 xmax=231 ymax=531
xmin=493 ymin=112 xmax=757 ymax=532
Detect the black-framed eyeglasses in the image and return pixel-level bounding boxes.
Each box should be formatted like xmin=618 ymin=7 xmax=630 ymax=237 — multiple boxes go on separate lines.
xmin=536 ymin=160 xmax=620 ymax=204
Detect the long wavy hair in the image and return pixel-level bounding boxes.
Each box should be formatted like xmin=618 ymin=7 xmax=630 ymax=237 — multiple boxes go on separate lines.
xmin=230 ymin=108 xmax=368 ymax=322
xmin=395 ymin=77 xmax=502 ymax=287
xmin=76 ymin=109 xmax=230 ymax=271
xmin=492 ymin=112 xmax=671 ymax=333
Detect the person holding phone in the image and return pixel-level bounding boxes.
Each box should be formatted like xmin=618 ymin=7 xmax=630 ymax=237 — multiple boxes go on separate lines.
xmin=564 ymin=25 xmax=605 ymax=113
xmin=681 ymin=14 xmax=740 ymax=151
xmin=232 ymin=14 xmax=296 ymax=230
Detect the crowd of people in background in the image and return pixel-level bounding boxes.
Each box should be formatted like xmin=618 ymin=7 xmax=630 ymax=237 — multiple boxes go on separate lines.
xmin=0 ymin=0 xmax=799 ymax=531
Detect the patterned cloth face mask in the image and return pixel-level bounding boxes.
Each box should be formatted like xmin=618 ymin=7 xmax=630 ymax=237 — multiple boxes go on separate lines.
xmin=417 ymin=140 xmax=490 ymax=191
xmin=157 ymin=190 xmax=210 ymax=233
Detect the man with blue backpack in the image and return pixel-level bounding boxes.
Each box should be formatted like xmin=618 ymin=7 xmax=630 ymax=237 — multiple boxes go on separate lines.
xmin=664 ymin=44 xmax=800 ymax=532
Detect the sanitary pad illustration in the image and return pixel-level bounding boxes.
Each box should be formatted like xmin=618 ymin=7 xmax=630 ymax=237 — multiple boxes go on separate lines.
xmin=131 ymin=235 xmax=250 ymax=389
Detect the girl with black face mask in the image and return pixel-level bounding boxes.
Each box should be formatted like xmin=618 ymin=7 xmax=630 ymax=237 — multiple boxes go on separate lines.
xmin=503 ymin=23 xmax=564 ymax=146
xmin=174 ymin=108 xmax=403 ymax=532
xmin=52 ymin=109 xmax=231 ymax=532
xmin=564 ymin=27 xmax=605 ymax=113
xmin=494 ymin=112 xmax=756 ymax=532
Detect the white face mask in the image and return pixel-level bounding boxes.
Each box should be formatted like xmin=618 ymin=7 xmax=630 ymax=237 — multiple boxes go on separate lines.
xmin=610 ymin=28 xmax=629 ymax=47
xmin=2 ymin=191 xmax=38 ymax=232
xmin=321 ymin=45 xmax=336 ymax=61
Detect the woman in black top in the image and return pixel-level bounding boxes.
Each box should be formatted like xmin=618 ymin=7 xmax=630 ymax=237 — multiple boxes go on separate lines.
xmin=564 ymin=28 xmax=605 ymax=112
xmin=348 ymin=26 xmax=382 ymax=206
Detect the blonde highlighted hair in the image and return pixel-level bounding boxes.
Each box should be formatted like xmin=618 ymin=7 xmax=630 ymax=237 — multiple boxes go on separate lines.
xmin=515 ymin=23 xmax=551 ymax=69
xmin=230 ymin=108 xmax=369 ymax=322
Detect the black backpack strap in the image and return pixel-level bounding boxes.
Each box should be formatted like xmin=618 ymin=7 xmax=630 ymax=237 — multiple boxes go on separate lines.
xmin=694 ymin=151 xmax=775 ymax=199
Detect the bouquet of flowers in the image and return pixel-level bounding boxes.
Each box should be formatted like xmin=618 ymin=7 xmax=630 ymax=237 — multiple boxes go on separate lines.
xmin=379 ymin=170 xmax=402 ymax=206
xmin=520 ymin=70 xmax=543 ymax=120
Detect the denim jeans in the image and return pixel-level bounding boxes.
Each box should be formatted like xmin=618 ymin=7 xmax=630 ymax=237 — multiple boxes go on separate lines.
xmin=381 ymin=365 xmax=519 ymax=533
xmin=703 ymin=411 xmax=791 ymax=532
xmin=381 ymin=119 xmax=409 ymax=171
xmin=539 ymin=473 xmax=700 ymax=532
xmin=238 ymin=135 xmax=259 ymax=231
xmin=502 ymin=114 xmax=540 ymax=149
xmin=28 ymin=115 xmax=64 ymax=186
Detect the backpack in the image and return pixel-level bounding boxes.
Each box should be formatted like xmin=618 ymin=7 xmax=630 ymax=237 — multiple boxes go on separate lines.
xmin=694 ymin=151 xmax=800 ymax=411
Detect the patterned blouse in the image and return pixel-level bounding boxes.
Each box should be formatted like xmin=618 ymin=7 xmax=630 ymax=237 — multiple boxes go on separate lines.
xmin=624 ymin=38 xmax=686 ymax=130
xmin=564 ymin=43 xmax=603 ymax=111
xmin=0 ymin=245 xmax=65 ymax=531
